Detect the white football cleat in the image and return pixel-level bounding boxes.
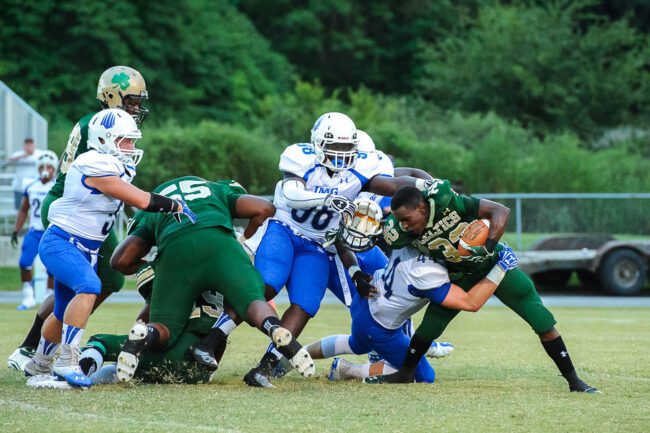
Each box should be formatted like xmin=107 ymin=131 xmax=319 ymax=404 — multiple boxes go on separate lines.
xmin=426 ymin=341 xmax=454 ymax=359
xmin=117 ymin=322 xmax=148 ymax=382
xmin=270 ymin=327 xmax=315 ymax=378
xmin=26 ymin=374 xmax=73 ymax=390
xmin=53 ymin=344 xmax=92 ymax=387
xmin=7 ymin=347 xmax=34 ymax=371
xmin=24 ymin=354 xmax=54 ymax=377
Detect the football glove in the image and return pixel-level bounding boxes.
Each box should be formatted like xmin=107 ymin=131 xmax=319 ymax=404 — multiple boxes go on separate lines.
xmin=351 ymin=270 xmax=379 ymax=299
xmin=496 ymin=247 xmax=518 ymax=272
xmin=459 ymin=238 xmax=497 ymax=259
xmin=10 ymin=231 xmax=19 ymax=248
xmin=172 ymin=199 xmax=197 ymax=224
xmin=322 ymin=229 xmax=339 ymax=248
xmin=325 ymin=194 xmax=356 ymax=223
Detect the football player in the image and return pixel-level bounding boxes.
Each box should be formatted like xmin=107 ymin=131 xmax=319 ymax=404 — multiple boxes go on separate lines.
xmin=10 ymin=151 xmax=58 ymax=312
xmin=7 ymin=66 xmax=149 ymax=371
xmin=108 ymin=177 xmax=315 ymax=385
xmin=191 ymin=114 xmax=425 ymax=387
xmin=366 ymin=182 xmax=599 ymax=393
xmin=23 ymin=109 xmax=195 ymax=387
xmin=305 ymin=198 xmax=517 ymax=382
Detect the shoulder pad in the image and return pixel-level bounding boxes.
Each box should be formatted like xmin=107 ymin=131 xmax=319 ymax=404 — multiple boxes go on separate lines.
xmin=21 ymin=177 xmax=38 ymax=193
xmin=376 ymin=151 xmax=394 ymax=177
xmin=352 ymin=151 xmax=383 ymax=179
xmin=279 ymin=143 xmax=318 ymax=179
xmin=424 ymin=179 xmax=455 ymax=210
xmin=73 ymin=151 xmax=123 ymax=177
xmin=216 ymin=179 xmax=247 ymax=195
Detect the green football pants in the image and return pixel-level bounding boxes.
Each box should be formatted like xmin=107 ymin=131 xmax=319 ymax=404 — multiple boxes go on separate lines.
xmin=150 ymin=227 xmax=266 ymax=348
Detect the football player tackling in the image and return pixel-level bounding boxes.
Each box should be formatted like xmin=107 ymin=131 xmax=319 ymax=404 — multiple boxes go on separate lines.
xmin=369 ymin=182 xmax=599 ymax=393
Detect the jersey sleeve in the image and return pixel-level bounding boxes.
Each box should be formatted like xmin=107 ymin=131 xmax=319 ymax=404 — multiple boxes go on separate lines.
xmin=73 ymin=152 xmax=123 ymax=177
xmin=351 ymin=152 xmax=385 ymax=187
xmin=21 ymin=178 xmax=36 ymax=196
xmin=222 ymin=181 xmax=247 ymax=217
xmin=128 ymin=211 xmax=155 ymax=245
xmin=279 ymin=144 xmax=318 ymax=179
xmin=452 ymin=194 xmax=481 ymax=219
xmin=406 ymin=257 xmax=452 ymax=305
xmin=376 ymin=151 xmax=394 ymax=177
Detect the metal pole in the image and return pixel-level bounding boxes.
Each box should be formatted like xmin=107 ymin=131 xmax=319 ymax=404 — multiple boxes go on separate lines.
xmin=516 ymin=197 xmax=523 ymax=250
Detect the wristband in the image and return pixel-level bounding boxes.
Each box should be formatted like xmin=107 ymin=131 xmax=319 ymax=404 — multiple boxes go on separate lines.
xmin=415 ymin=179 xmax=428 ymax=191
xmin=146 ymin=193 xmax=177 ymax=213
xmin=348 ymin=265 xmax=361 ymax=279
xmin=486 ymin=265 xmax=506 ymax=285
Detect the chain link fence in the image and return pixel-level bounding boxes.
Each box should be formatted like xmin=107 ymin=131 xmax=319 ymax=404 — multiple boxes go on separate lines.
xmin=474 ymin=193 xmax=650 ymax=250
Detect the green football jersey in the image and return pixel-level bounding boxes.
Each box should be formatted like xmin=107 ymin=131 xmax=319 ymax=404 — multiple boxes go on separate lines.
xmin=128 ymin=176 xmax=246 ymax=253
xmin=49 ymin=112 xmax=95 ymax=198
xmin=383 ymin=179 xmax=500 ymax=274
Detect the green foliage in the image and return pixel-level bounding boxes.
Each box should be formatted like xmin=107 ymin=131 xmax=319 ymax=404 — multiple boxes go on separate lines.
xmin=0 ymin=0 xmax=294 ymax=124
xmin=134 ymin=122 xmax=281 ymax=194
xmin=415 ymin=1 xmax=650 ymax=137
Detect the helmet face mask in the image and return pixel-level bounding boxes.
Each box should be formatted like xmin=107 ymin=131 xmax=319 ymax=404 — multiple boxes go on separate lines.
xmin=339 ymin=198 xmax=384 ymax=252
xmin=311 ymin=112 xmax=359 ymax=171
xmin=97 ymin=66 xmax=149 ymax=124
xmin=37 ymin=150 xmax=58 ymax=181
xmin=88 ymin=109 xmax=144 ymax=167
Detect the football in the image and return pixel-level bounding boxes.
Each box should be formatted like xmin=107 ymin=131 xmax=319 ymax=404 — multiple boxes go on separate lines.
xmin=457 ymin=219 xmax=491 ymax=256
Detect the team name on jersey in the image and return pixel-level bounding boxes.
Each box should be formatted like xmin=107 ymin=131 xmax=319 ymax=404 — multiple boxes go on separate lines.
xmin=419 ymin=210 xmax=462 ymax=242
xmin=313 ymin=186 xmax=339 ymax=194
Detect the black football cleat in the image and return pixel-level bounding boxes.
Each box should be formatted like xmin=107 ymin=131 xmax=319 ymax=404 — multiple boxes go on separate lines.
xmin=570 ymin=378 xmax=601 ymax=394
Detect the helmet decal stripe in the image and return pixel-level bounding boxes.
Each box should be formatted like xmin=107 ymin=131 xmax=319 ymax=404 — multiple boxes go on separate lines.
xmin=101 ymin=112 xmax=116 ymax=129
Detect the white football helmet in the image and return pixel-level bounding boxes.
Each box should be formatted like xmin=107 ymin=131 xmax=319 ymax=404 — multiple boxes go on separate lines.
xmin=88 ymin=109 xmax=143 ymax=166
xmin=339 ymin=198 xmax=384 ymax=252
xmin=37 ymin=150 xmax=59 ymax=171
xmin=357 ymin=130 xmax=376 ymax=154
xmin=310 ymin=112 xmax=359 ymax=171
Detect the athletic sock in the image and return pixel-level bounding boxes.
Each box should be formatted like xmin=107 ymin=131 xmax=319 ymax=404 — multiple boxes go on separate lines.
xmin=259 ymin=316 xmax=282 ymax=338
xmin=62 ymin=324 xmax=85 ymax=347
xmin=214 ymin=312 xmax=237 ymax=335
xmin=79 ymin=347 xmax=104 ymax=375
xmin=403 ymin=334 xmax=431 ymax=371
xmin=36 ymin=336 xmax=59 ymax=357
xmin=201 ymin=328 xmax=228 ymax=354
xmin=541 ymin=336 xmax=580 ymax=386
xmin=20 ymin=314 xmax=45 ymax=349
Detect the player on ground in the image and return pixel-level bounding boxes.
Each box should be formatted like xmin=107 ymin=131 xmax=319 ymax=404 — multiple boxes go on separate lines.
xmin=367 ymin=182 xmax=599 ymax=393
xmin=23 ymin=109 xmax=195 ymax=388
xmin=10 ymin=151 xmax=57 ymax=312
xmin=109 ymin=176 xmax=315 ymax=384
xmin=7 ymin=66 xmax=149 ymax=370
xmin=306 ymin=198 xmax=518 ymax=382
xmin=191 ymin=114 xmax=423 ymax=387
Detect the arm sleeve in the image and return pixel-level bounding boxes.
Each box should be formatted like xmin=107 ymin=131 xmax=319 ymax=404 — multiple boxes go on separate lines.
xmin=282 ymin=179 xmax=329 ymax=209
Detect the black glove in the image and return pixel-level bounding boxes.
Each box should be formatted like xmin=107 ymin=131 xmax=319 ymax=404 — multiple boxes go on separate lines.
xmin=11 ymin=231 xmax=19 ymax=248
xmin=351 ymin=270 xmax=378 ymax=299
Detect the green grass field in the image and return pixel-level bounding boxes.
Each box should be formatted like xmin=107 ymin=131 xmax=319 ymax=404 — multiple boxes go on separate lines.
xmin=1 ymin=303 xmax=648 ymax=433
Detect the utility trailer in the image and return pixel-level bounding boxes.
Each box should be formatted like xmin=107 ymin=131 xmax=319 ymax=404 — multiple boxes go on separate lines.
xmin=517 ymin=235 xmax=650 ymax=295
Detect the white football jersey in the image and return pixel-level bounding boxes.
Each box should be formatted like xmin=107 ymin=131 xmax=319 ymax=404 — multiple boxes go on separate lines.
xmin=48 ymin=150 xmax=135 ymax=241
xmin=357 ymin=150 xmax=394 ymax=205
xmin=273 ymin=143 xmax=386 ymax=245
xmin=21 ymin=177 xmax=54 ymax=231
xmin=369 ymin=247 xmax=450 ymax=330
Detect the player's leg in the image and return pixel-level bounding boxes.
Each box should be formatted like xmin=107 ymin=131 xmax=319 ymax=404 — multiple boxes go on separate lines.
xmin=96 ymin=230 xmax=125 ymax=294
xmin=79 ymin=333 xmax=125 ymax=376
xmin=35 ymin=227 xmax=102 ymax=387
xmin=116 ymin=242 xmax=198 ymax=382
xmin=245 ymin=242 xmax=328 ymax=384
xmin=16 ymin=229 xmax=42 ymax=310
xmin=371 ymin=303 xmax=459 ymax=384
xmin=192 ymin=228 xmax=314 ymax=385
xmin=494 ymin=268 xmax=598 ymax=393
xmin=194 ymin=221 xmax=295 ymax=363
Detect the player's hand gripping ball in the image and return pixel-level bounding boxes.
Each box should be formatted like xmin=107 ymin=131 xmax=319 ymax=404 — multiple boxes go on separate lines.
xmin=458 ymin=219 xmax=491 ymax=257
